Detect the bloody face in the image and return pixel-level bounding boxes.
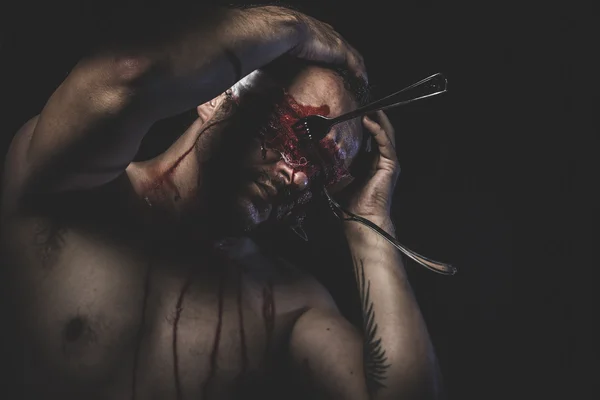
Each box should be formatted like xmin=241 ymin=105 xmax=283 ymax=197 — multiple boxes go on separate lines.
xmin=241 ymin=89 xmax=360 ymax=227
xmin=260 ymin=92 xmax=352 ymax=189
xmin=208 ymin=66 xmax=363 ymax=231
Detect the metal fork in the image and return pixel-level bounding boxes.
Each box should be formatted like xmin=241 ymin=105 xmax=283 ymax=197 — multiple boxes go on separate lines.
xmin=292 ymin=72 xmax=455 ymax=275
xmin=292 ymin=72 xmax=448 ymax=142
xmin=323 ymin=187 xmax=457 ymax=275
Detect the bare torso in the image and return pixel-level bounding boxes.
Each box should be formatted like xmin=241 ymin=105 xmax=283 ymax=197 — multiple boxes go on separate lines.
xmin=1 ymin=149 xmax=320 ymax=400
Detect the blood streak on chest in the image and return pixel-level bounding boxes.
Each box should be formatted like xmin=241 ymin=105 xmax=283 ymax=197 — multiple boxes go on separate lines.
xmin=201 ymin=270 xmax=225 ymax=399
xmin=261 ymin=280 xmax=275 ymax=363
xmin=198 ymin=250 xmax=257 ymax=399
xmin=172 ymin=274 xmax=194 ymax=400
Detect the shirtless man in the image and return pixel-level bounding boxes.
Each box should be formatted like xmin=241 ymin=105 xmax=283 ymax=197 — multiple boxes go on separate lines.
xmin=0 ymin=4 xmax=443 ymax=400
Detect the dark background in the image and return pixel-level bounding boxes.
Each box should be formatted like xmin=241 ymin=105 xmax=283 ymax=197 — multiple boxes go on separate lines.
xmin=0 ymin=1 xmax=591 ymax=399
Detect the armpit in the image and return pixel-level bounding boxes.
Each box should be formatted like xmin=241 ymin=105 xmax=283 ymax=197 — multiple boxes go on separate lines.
xmin=32 ymin=217 xmax=67 ymax=268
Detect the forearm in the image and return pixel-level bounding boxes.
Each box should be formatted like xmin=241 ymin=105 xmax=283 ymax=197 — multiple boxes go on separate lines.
xmin=20 ymin=6 xmax=305 ymax=193
xmin=88 ymin=5 xmax=304 ymax=121
xmin=344 ymin=218 xmax=442 ymax=399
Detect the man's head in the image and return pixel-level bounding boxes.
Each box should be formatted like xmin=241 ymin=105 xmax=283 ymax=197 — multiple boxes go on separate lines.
xmin=194 ymin=60 xmax=370 ymax=234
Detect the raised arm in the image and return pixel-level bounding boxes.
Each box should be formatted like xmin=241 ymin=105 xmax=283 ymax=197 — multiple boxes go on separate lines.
xmin=5 ymin=5 xmax=364 ymax=195
xmin=287 ymin=112 xmax=444 ymax=399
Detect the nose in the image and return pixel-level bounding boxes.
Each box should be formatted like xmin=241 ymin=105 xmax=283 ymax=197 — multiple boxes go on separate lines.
xmin=276 ymin=160 xmax=309 ymax=191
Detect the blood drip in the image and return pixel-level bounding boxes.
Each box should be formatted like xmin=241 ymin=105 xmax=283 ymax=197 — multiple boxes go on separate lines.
xmin=172 ymin=275 xmax=194 ymax=400
xmin=290 ymin=169 xmax=297 ymax=184
xmin=261 ymin=281 xmax=275 ymax=365
xmin=201 ymin=272 xmax=225 ymax=399
xmin=143 ymin=118 xmax=228 ymax=203
xmin=145 ymin=145 xmax=196 ymax=203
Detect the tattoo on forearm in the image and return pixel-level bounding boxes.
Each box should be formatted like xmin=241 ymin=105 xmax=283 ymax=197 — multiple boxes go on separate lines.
xmin=354 ymin=257 xmax=391 ymax=394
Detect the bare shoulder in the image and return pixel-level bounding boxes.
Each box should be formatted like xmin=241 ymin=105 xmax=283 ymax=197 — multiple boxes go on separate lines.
xmin=2 ymin=115 xmax=148 ymax=218
xmin=273 ymin=256 xmax=339 ymax=313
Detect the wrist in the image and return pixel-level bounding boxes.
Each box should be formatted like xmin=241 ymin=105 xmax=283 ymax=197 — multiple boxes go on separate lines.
xmin=342 ymin=215 xmax=396 ymax=238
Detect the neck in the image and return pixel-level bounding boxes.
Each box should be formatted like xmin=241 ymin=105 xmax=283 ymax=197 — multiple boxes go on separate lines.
xmin=142 ymin=160 xmax=247 ymax=243
xmin=140 ymin=114 xmax=258 ymax=241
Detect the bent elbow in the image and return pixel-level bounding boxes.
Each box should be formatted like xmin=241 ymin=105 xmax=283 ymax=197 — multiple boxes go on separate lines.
xmin=110 ymin=55 xmax=158 ymax=88
xmin=72 ymin=52 xmax=159 ymax=99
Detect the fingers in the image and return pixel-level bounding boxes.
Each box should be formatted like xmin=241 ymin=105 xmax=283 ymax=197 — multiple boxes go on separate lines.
xmin=368 ymin=111 xmax=394 ymax=146
xmin=362 ymin=114 xmax=399 ymax=168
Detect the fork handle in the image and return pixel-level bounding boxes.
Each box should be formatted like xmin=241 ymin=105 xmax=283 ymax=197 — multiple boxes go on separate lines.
xmin=329 ymin=72 xmax=448 ymax=126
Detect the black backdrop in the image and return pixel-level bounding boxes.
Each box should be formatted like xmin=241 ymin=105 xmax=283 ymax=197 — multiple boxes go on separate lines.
xmin=0 ymin=1 xmax=591 ymax=399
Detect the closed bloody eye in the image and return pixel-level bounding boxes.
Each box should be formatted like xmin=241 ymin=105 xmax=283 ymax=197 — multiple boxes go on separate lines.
xmin=260 ymin=92 xmax=351 ymax=188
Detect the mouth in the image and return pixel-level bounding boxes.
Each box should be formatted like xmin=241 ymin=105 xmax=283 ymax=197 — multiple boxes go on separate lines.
xmin=253 ymin=181 xmax=274 ymax=201
xmin=248 ymin=182 xmax=273 ymax=219
xmin=258 ymin=181 xmax=278 ymax=197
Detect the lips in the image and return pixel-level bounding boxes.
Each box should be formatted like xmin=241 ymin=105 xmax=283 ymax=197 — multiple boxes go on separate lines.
xmin=257 ymin=181 xmax=278 ymax=197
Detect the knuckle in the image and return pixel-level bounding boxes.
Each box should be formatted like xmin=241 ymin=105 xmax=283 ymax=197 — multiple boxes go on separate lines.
xmin=373 ymin=124 xmax=386 ymax=135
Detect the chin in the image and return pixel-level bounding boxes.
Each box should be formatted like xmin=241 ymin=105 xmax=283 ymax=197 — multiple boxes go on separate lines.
xmin=235 ymin=196 xmax=272 ymax=233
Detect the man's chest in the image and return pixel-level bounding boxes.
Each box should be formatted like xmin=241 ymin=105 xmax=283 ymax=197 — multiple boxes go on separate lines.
xmin=4 ymin=219 xmax=304 ymax=399
xmin=130 ymin=261 xmax=290 ymax=400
